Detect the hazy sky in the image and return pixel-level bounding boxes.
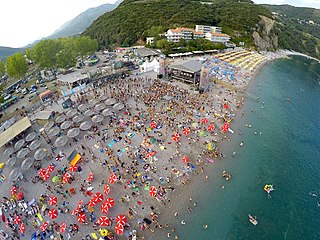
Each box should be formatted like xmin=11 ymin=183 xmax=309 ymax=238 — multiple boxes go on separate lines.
xmin=0 ymin=0 xmax=319 ymax=48
xmin=0 ymin=0 xmax=116 ymax=48
xmin=253 ymin=0 xmax=320 ymax=8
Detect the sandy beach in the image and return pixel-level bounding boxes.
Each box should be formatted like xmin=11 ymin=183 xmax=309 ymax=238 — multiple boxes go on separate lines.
xmin=0 ymin=49 xmax=287 ymax=240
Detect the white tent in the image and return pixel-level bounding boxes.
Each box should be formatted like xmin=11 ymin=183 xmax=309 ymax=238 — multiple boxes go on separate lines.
xmin=140 ymin=59 xmax=160 ymax=73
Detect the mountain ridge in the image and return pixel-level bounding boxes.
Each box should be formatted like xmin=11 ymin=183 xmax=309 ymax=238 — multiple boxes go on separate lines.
xmin=82 ymin=0 xmax=319 ymax=59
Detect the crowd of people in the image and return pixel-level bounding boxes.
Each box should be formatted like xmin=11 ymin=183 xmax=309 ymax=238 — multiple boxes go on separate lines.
xmin=1 ymin=71 xmax=243 ymax=239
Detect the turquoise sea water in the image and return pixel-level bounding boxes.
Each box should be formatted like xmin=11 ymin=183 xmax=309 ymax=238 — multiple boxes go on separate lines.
xmin=161 ymin=56 xmax=320 ymax=240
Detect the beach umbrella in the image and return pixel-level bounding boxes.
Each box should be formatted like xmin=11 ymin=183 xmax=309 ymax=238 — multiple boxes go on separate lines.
xmin=13 ymin=215 xmax=22 ymax=225
xmin=48 ymin=208 xmax=58 ymax=219
xmin=183 ymin=128 xmax=191 ymax=136
xmin=199 ymin=130 xmax=206 ymax=137
xmin=16 ymin=192 xmax=24 ymax=200
xmin=105 ymin=197 xmax=115 ymax=208
xmin=103 ymin=184 xmax=110 ymax=195
xmin=89 ymin=99 xmax=98 ymax=106
xmin=201 ymin=118 xmax=208 ymax=124
xmin=84 ymin=109 xmax=95 ymax=117
xmin=182 ymin=156 xmax=189 ymax=163
xmin=41 ymin=172 xmax=50 ymax=181
xmin=8 ymin=168 xmax=22 ymax=181
xmin=69 ymin=165 xmax=78 ymax=172
xmin=34 ymin=148 xmax=47 ymax=160
xmin=44 ymin=121 xmax=54 ymax=133
xmin=17 ymin=148 xmax=29 ymax=159
xmin=108 ymin=174 xmax=117 ymax=184
xmin=95 ymin=103 xmax=106 ymax=112
xmin=102 ymin=108 xmax=113 ymax=116
xmin=3 ymin=147 xmax=14 ymax=158
xmin=10 ymin=186 xmax=17 ymax=195
xmin=115 ymin=225 xmax=124 ymax=235
xmin=116 ymin=215 xmax=127 ymax=225
xmin=14 ymin=139 xmax=25 ymax=150
xmin=172 ymin=133 xmax=180 ymax=142
xmin=62 ymin=172 xmax=71 ymax=183
xmin=48 ymin=126 xmax=60 ymax=137
xmin=71 ymin=207 xmax=79 ymax=215
xmin=87 ymin=172 xmax=93 ymax=182
xmin=67 ymin=128 xmax=80 ymax=138
xmin=21 ymin=157 xmax=34 ymax=171
xmin=46 ymin=164 xmax=55 ymax=173
xmin=223 ymin=104 xmax=229 ymax=109
xmin=29 ymin=139 xmax=41 ymax=150
xmin=149 ymin=186 xmax=157 ymax=197
xmin=113 ymin=103 xmax=124 ymax=111
xmin=208 ymin=124 xmax=215 ymax=131
xmin=101 ymin=204 xmax=109 ymax=214
xmin=60 ymin=121 xmax=72 ymax=130
xmin=60 ymin=222 xmax=66 ymax=233
xmin=40 ymin=221 xmax=48 ymax=232
xmin=192 ymin=122 xmax=199 ymax=128
xmin=91 ymin=114 xmax=104 ymax=123
xmin=49 ymin=196 xmax=58 ymax=206
xmin=26 ymin=132 xmax=37 ymax=142
xmin=55 ymin=115 xmax=66 ymax=124
xmin=98 ymin=216 xmax=110 ymax=226
xmin=77 ymin=200 xmax=83 ymax=208
xmin=222 ymin=122 xmax=230 ymax=133
xmin=150 ymin=121 xmax=157 ymax=129
xmin=55 ymin=136 xmax=68 ymax=147
xmin=105 ymin=98 xmax=116 ymax=106
xmin=77 ymin=104 xmax=88 ymax=112
xmin=93 ymin=192 xmax=104 ymax=203
xmin=80 ymin=121 xmax=92 ymax=131
xmin=77 ymin=212 xmax=86 ymax=223
xmin=66 ymin=109 xmax=77 ymax=118
xmin=38 ymin=168 xmax=47 ymax=178
xmin=88 ymin=199 xmax=96 ymax=207
xmin=73 ymin=114 xmax=85 ymax=124
xmin=99 ymin=94 xmax=108 ymax=102
xmin=19 ymin=223 xmax=26 ymax=234
xmin=6 ymin=157 xmax=17 ymax=168
xmin=52 ymin=176 xmax=60 ymax=183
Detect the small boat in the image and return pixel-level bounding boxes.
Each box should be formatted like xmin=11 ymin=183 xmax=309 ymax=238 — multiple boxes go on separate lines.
xmin=248 ymin=214 xmax=258 ymax=225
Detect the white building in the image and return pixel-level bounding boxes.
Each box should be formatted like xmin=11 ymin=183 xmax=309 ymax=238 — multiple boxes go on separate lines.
xmin=166 ymin=28 xmax=194 ymax=42
xmin=195 ymin=25 xmax=222 ymax=34
xmin=205 ymin=32 xmax=230 ymax=44
xmin=146 ymin=37 xmax=154 ymax=45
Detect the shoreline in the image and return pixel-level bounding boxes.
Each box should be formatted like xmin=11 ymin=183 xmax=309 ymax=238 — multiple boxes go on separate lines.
xmin=0 ymin=49 xmax=291 ymax=240
xmin=279 ymin=49 xmax=320 ymax=63
xmin=141 ymin=51 xmax=286 ymax=239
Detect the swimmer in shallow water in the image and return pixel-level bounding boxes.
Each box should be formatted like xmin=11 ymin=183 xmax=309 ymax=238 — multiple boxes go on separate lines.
xmin=203 ymin=224 xmax=208 ymax=229
xmin=181 ymin=220 xmax=186 ymax=225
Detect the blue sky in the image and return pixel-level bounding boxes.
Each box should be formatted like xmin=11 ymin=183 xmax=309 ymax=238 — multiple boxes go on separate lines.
xmin=0 ymin=0 xmax=318 ymax=48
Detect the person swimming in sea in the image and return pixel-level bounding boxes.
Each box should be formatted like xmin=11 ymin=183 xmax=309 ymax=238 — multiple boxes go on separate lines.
xmin=203 ymin=224 xmax=208 ymax=229
xmin=181 ymin=220 xmax=186 ymax=225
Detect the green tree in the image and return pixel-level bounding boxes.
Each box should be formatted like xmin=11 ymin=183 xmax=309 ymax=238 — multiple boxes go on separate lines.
xmin=6 ymin=53 xmax=28 ymax=79
xmin=74 ymin=36 xmax=98 ymax=59
xmin=0 ymin=61 xmax=5 ymax=77
xmin=27 ymin=39 xmax=63 ymax=69
xmin=56 ymin=38 xmax=77 ymax=69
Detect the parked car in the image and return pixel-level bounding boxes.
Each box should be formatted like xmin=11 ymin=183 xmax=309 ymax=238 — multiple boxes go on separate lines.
xmin=22 ymin=88 xmax=28 ymax=95
xmin=28 ymin=94 xmax=36 ymax=102
xmin=3 ymin=94 xmax=12 ymax=101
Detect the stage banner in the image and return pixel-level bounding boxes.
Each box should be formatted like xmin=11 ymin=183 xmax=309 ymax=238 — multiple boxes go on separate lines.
xmin=199 ymin=67 xmax=210 ymax=91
